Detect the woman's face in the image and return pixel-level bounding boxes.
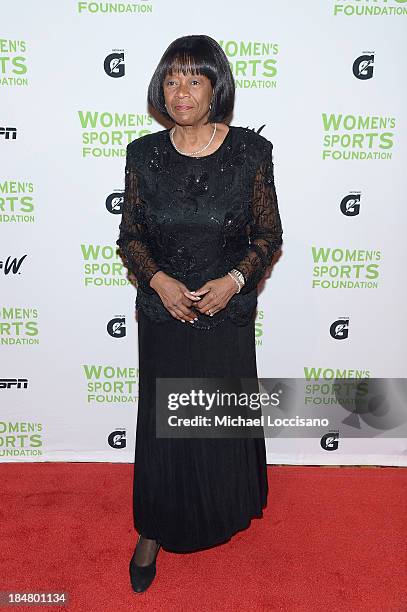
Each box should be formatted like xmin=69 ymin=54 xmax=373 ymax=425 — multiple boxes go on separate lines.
xmin=163 ymin=71 xmax=213 ymax=126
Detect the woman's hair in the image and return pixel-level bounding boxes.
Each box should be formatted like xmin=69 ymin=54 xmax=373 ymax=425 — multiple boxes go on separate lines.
xmin=148 ymin=34 xmax=235 ymax=123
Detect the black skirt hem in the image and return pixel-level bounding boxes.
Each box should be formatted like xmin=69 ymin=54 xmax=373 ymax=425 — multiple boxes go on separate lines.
xmin=134 ymin=499 xmax=268 ymax=554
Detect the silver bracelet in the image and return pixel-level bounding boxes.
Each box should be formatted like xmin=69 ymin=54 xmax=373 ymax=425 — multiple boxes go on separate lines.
xmin=230 ymin=268 xmax=245 ymax=285
xmin=228 ymin=272 xmax=241 ymax=293
xmin=227 ymin=269 xmax=245 ymax=293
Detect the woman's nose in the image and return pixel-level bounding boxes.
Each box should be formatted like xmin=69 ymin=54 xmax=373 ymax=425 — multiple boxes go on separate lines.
xmin=176 ymin=83 xmax=190 ymax=97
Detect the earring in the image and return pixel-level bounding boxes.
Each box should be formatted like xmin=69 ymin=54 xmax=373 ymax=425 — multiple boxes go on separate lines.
xmin=209 ymin=103 xmax=212 ymax=110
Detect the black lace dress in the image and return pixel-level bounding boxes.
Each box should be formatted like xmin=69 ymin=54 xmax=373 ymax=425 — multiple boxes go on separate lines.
xmin=116 ymin=125 xmax=283 ymax=552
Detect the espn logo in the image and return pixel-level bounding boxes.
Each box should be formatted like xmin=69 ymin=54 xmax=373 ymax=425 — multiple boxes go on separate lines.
xmin=0 ymin=378 xmax=28 ymax=389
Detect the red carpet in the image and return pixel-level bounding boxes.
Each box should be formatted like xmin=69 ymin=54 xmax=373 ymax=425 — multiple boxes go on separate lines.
xmin=1 ymin=463 xmax=406 ymax=611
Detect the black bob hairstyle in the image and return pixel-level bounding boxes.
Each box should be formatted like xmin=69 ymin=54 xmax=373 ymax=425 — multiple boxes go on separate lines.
xmin=147 ymin=35 xmax=235 ymax=124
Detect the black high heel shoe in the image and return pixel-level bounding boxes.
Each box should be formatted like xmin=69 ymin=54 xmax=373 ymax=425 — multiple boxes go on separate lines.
xmin=129 ymin=534 xmax=161 ymax=593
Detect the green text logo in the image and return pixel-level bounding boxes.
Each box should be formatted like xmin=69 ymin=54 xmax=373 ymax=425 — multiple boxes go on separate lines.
xmin=255 ymin=309 xmax=265 ymax=347
xmin=0 ymin=38 xmax=28 ymax=87
xmin=0 ymin=180 xmax=35 ymax=223
xmin=81 ymin=243 xmax=130 ymax=287
xmin=78 ymin=111 xmax=154 ymax=158
xmin=333 ymin=0 xmax=407 ymax=17
xmin=0 ymin=421 xmax=43 ymax=457
xmin=218 ymin=40 xmax=278 ymax=89
xmin=77 ymin=1 xmax=153 ymax=15
xmin=322 ymin=113 xmax=396 ymax=160
xmin=312 ymin=246 xmax=381 ymax=289
xmin=0 ymin=307 xmax=39 ymax=345
xmin=83 ymin=364 xmax=138 ymax=403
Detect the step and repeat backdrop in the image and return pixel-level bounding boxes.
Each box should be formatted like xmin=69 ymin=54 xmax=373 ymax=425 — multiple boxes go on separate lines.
xmin=2 ymin=1 xmax=407 ymax=465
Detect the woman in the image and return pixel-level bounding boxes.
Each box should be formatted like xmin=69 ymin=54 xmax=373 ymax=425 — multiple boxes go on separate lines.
xmin=116 ymin=34 xmax=283 ymax=593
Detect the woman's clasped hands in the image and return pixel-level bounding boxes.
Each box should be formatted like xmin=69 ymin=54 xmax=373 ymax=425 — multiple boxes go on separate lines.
xmin=149 ymin=271 xmax=238 ymax=323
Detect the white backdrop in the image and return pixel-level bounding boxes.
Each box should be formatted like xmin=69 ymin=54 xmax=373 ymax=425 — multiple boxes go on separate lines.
xmin=2 ymin=0 xmax=407 ymax=465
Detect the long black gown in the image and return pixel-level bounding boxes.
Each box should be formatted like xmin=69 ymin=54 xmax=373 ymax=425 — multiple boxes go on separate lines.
xmin=116 ymin=125 xmax=283 ymax=553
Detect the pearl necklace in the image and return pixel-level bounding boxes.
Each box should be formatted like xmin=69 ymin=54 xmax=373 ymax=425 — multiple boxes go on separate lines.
xmin=170 ymin=123 xmax=217 ymax=157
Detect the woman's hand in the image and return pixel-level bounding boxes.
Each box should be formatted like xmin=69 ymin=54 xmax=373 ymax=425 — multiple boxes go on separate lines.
xmin=149 ymin=271 xmax=201 ymax=323
xmin=190 ymin=275 xmax=238 ymax=316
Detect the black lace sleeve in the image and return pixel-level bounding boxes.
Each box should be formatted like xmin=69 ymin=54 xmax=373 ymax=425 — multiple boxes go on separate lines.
xmin=116 ymin=145 xmax=161 ymax=294
xmin=234 ymin=141 xmax=283 ymax=294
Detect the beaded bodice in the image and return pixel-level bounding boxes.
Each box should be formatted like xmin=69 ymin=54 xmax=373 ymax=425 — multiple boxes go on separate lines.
xmin=116 ymin=125 xmax=283 ymax=330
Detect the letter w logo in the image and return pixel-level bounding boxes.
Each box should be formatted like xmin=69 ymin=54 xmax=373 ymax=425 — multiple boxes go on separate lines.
xmin=0 ymin=254 xmax=28 ymax=274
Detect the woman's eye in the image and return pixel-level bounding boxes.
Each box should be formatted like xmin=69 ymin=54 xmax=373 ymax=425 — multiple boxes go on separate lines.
xmin=191 ymin=80 xmax=200 ymax=85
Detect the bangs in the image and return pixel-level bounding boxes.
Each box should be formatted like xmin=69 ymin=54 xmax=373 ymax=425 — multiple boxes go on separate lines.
xmin=163 ymin=52 xmax=217 ymax=84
